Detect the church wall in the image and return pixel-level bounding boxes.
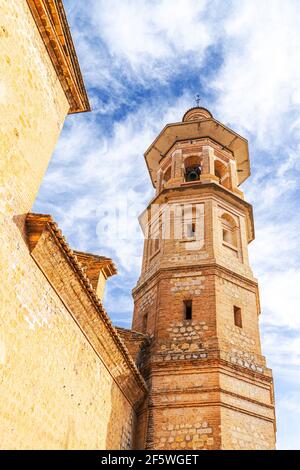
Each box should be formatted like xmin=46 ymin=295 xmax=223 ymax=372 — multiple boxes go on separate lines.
xmin=0 ymin=0 xmax=69 ymax=215
xmin=0 ymin=212 xmax=143 ymax=449
xmin=0 ymin=0 xmax=146 ymax=449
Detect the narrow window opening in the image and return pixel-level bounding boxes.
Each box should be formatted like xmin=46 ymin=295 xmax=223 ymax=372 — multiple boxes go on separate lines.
xmin=234 ymin=306 xmax=242 ymax=328
xmin=142 ymin=313 xmax=148 ymax=333
xmin=184 ymin=300 xmax=192 ymax=320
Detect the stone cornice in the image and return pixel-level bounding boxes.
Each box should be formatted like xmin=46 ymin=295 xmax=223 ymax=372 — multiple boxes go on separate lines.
xmin=150 ymin=386 xmax=275 ymax=411
xmin=144 ymin=120 xmax=250 ymax=187
xmin=133 ymin=262 xmax=259 ymax=297
xmin=26 ymin=213 xmax=147 ymax=407
xmin=26 ymin=0 xmax=90 ymax=113
xmin=134 ymin=262 xmax=261 ymax=318
xmin=147 ymin=399 xmax=275 ymax=423
xmin=148 ymin=358 xmax=274 ymax=383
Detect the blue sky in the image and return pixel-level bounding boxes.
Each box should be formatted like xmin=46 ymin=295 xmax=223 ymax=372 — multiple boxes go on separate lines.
xmin=33 ymin=0 xmax=300 ymax=449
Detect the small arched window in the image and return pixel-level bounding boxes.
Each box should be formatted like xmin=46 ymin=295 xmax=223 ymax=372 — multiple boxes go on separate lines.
xmin=221 ymin=213 xmax=238 ymax=248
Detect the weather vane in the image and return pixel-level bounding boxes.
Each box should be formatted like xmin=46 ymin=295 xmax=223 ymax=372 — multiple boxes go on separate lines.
xmin=195 ymin=94 xmax=201 ymax=107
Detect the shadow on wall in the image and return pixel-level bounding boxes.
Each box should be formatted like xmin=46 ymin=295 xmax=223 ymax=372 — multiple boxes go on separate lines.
xmin=12 ymin=214 xmax=29 ymax=246
xmin=105 ymin=382 xmax=135 ymax=450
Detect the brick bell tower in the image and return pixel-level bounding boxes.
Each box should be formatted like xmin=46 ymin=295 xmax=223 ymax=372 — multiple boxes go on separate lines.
xmin=132 ymin=106 xmax=276 ymax=450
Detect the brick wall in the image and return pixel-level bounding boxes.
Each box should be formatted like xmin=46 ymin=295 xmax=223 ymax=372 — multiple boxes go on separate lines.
xmin=0 ymin=0 xmax=69 ymax=214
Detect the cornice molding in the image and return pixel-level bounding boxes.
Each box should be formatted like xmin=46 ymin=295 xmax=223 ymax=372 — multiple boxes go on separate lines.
xmin=133 ymin=261 xmax=259 ymax=297
xmin=26 ymin=0 xmax=90 ymax=113
xmin=148 ymin=357 xmax=274 ymax=382
xmin=144 ymin=181 xmax=255 ymax=242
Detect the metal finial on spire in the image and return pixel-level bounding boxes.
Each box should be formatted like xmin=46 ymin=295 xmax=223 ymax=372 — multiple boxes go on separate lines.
xmin=195 ymin=94 xmax=201 ymax=107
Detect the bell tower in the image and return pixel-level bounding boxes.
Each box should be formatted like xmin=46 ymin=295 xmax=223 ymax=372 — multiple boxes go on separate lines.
xmin=132 ymin=106 xmax=276 ymax=450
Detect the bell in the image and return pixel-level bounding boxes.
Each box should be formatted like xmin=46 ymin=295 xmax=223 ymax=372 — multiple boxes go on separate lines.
xmin=185 ymin=165 xmax=201 ymax=182
xmin=187 ymin=170 xmax=198 ymax=181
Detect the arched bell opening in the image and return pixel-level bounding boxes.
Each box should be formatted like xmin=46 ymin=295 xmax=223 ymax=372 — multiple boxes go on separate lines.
xmin=184 ymin=155 xmax=202 ymax=182
xmin=214 ymin=159 xmax=231 ymax=189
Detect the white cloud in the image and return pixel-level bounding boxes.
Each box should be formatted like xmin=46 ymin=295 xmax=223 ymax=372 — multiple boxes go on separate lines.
xmin=276 ymin=392 xmax=300 ymax=449
xmin=249 ymin=221 xmax=300 ymax=273
xmin=64 ymin=0 xmax=223 ymax=89
xmin=213 ymin=0 xmax=300 ymax=149
xmin=94 ymin=0 xmax=212 ymax=65
xmin=262 ymin=327 xmax=300 ymax=371
xmin=260 ymin=269 xmax=300 ymax=329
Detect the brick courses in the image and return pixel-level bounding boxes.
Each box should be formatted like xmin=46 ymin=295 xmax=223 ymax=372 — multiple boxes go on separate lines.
xmin=132 ymin=108 xmax=276 ymax=449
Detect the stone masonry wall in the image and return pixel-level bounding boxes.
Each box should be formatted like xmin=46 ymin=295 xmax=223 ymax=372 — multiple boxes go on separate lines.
xmin=0 ymin=0 xmax=144 ymax=449
xmin=0 ymin=213 xmax=143 ymax=449
xmin=154 ymin=320 xmax=208 ymax=363
xmin=0 ymin=0 xmax=69 ymax=214
xmin=147 ymin=371 xmax=222 ymax=451
xmin=156 ymin=417 xmax=216 ymax=450
xmin=151 ymin=273 xmax=217 ymax=354
xmin=220 ymin=407 xmax=275 ymax=450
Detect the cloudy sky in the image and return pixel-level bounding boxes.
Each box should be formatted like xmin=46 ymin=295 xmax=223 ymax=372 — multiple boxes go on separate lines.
xmin=34 ymin=0 xmax=300 ymax=449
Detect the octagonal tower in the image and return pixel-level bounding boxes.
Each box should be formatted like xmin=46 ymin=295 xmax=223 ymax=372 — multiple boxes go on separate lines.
xmin=132 ymin=106 xmax=276 ymax=450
